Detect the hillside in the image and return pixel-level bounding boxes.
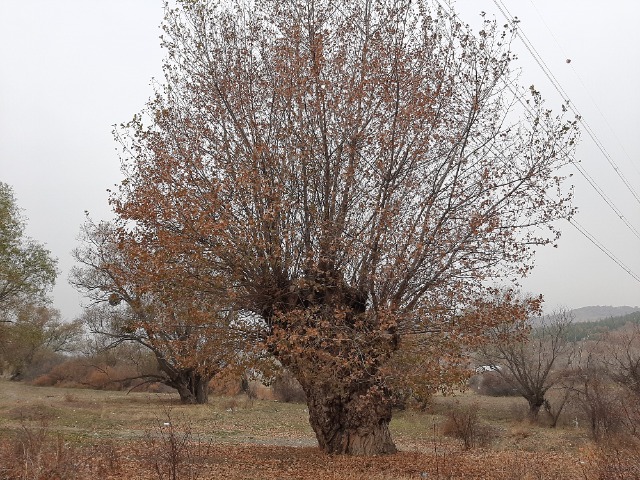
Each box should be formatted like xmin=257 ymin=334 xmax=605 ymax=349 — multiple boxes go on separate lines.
xmin=569 ymin=305 xmax=640 ymax=323
xmin=564 ymin=310 xmax=640 ymax=341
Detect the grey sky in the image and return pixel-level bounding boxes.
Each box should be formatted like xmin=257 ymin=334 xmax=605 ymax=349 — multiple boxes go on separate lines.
xmin=0 ymin=0 xmax=638 ymax=321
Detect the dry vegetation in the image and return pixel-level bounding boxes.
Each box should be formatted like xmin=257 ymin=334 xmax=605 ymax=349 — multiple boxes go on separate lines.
xmin=0 ymin=379 xmax=628 ymax=479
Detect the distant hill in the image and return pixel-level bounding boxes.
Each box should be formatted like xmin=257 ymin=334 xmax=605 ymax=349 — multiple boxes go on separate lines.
xmin=563 ymin=310 xmax=640 ymax=341
xmin=569 ymin=305 xmax=640 ymax=323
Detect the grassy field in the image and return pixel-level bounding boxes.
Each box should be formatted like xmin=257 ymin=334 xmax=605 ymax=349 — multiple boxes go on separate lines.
xmin=0 ymin=379 xmax=621 ymax=479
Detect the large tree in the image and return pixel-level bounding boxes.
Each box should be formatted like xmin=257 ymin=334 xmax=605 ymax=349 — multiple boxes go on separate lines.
xmin=0 ymin=182 xmax=57 ymax=314
xmin=111 ymin=0 xmax=578 ymax=454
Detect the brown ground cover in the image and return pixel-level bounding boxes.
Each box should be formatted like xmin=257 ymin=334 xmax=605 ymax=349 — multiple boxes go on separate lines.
xmin=0 ymin=380 xmax=624 ymax=479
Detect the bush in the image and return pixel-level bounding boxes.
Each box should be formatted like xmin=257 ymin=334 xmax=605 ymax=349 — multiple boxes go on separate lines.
xmin=271 ymin=370 xmax=306 ymax=403
xmin=574 ymin=374 xmax=627 ymax=442
xmin=441 ymin=402 xmax=494 ymax=449
xmin=475 ymin=372 xmax=519 ymax=397
xmin=581 ymin=436 xmax=640 ymax=480
xmin=0 ymin=420 xmax=121 ymax=479
xmin=33 ymin=357 xmax=94 ymax=387
xmin=142 ymin=407 xmax=211 ymax=480
xmin=30 ymin=355 xmax=174 ymax=393
xmin=18 ymin=350 xmax=68 ymax=382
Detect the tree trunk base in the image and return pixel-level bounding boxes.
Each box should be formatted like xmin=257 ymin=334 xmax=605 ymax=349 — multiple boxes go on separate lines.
xmin=174 ymin=372 xmax=210 ymax=404
xmin=304 ymin=383 xmax=397 ymax=455
xmin=322 ymin=423 xmax=397 ymax=455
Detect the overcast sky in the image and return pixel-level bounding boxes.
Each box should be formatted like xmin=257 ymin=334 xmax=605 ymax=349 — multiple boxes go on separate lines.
xmin=1 ymin=0 xmax=638 ymax=321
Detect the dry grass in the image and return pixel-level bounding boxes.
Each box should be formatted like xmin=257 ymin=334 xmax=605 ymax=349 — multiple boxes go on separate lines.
xmin=0 ymin=379 xmax=625 ymax=479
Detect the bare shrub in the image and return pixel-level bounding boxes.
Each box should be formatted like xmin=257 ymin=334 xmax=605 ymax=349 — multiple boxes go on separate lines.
xmin=240 ymin=374 xmax=275 ymax=403
xmin=573 ymin=367 xmax=627 ymax=442
xmin=467 ymin=373 xmax=482 ymax=391
xmin=33 ymin=355 xmax=171 ymax=393
xmin=271 ymin=369 xmax=306 ymax=403
xmin=581 ymin=436 xmax=640 ymax=480
xmin=30 ymin=373 xmax=57 ymax=387
xmin=508 ymin=400 xmax=530 ymax=423
xmin=142 ymin=407 xmax=212 ymax=480
xmin=7 ymin=404 xmax=57 ymax=422
xmin=240 ymin=374 xmax=258 ymax=404
xmin=441 ymin=402 xmax=494 ymax=449
xmin=19 ymin=350 xmax=68 ymax=382
xmin=0 ymin=419 xmax=79 ymax=479
xmin=508 ymin=423 xmax=533 ymax=442
xmin=32 ymin=357 xmax=93 ymax=387
xmin=223 ymin=396 xmax=244 ymax=411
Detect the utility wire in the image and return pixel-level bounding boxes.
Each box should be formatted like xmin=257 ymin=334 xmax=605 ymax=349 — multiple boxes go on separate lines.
xmin=493 ymin=0 xmax=640 ymax=207
xmin=431 ymin=0 xmax=640 ymax=282
xmin=567 ymin=217 xmax=640 ymax=283
xmin=527 ymin=0 xmax=640 ymax=179
xmin=500 ymin=76 xmax=640 ymax=243
xmin=492 ymin=0 xmax=640 ymax=243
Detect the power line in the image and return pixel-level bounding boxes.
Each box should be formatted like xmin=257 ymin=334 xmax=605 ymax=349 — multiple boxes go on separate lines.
xmin=567 ymin=218 xmax=640 ymax=284
xmin=527 ymin=0 xmax=640 ymax=179
xmin=501 ymin=77 xmax=640 ymax=243
xmin=493 ymin=0 xmax=640 ymax=207
xmin=430 ymin=0 xmax=640 ymax=283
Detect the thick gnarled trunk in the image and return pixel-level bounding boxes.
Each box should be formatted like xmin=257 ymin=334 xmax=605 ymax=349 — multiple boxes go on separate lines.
xmin=302 ymin=380 xmax=397 ymax=455
xmin=173 ymin=371 xmax=210 ymax=404
xmin=155 ymin=353 xmax=211 ymax=404
xmin=267 ymin=280 xmax=400 ymax=455
xmin=526 ymin=395 xmax=545 ymax=421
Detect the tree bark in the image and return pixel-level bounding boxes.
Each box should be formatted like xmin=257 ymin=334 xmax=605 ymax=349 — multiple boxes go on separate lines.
xmin=173 ymin=371 xmax=210 ymax=404
xmin=527 ymin=396 xmax=545 ymax=421
xmin=267 ymin=281 xmax=400 ymax=455
xmin=302 ymin=380 xmax=397 ymax=455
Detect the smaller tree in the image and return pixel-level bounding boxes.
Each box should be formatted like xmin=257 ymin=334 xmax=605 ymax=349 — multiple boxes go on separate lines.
xmin=80 ymin=302 xmax=247 ymax=404
xmin=571 ymin=345 xmax=625 ymax=441
xmin=71 ymin=220 xmax=257 ymax=404
xmin=0 ymin=304 xmax=83 ymax=380
xmin=606 ymin=323 xmax=640 ymax=397
xmin=585 ymin=324 xmax=640 ymax=440
xmin=478 ymin=308 xmax=575 ymax=421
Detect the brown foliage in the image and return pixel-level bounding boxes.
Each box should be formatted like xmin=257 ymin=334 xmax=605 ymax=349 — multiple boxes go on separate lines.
xmin=71 ymin=226 xmax=257 ymax=404
xmin=208 ymin=368 xmax=243 ymax=397
xmin=0 ymin=435 xmax=591 ymax=480
xmin=0 ymin=420 xmax=83 ymax=479
xmin=581 ymin=437 xmax=640 ymax=480
xmin=29 ymin=353 xmax=174 ymax=393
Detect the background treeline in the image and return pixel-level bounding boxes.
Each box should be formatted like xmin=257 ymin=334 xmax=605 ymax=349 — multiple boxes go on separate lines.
xmin=562 ymin=311 xmax=640 ymax=341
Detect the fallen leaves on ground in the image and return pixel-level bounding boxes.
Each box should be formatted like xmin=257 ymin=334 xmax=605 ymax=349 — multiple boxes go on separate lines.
xmin=0 ymin=436 xmax=590 ymax=480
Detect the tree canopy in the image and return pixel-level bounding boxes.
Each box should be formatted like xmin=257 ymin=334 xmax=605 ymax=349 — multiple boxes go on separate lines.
xmin=0 ymin=182 xmax=58 ymax=316
xmin=0 ymin=304 xmax=83 ymax=380
xmin=72 ymin=219 xmax=259 ymax=404
xmin=103 ymin=0 xmax=578 ymax=454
